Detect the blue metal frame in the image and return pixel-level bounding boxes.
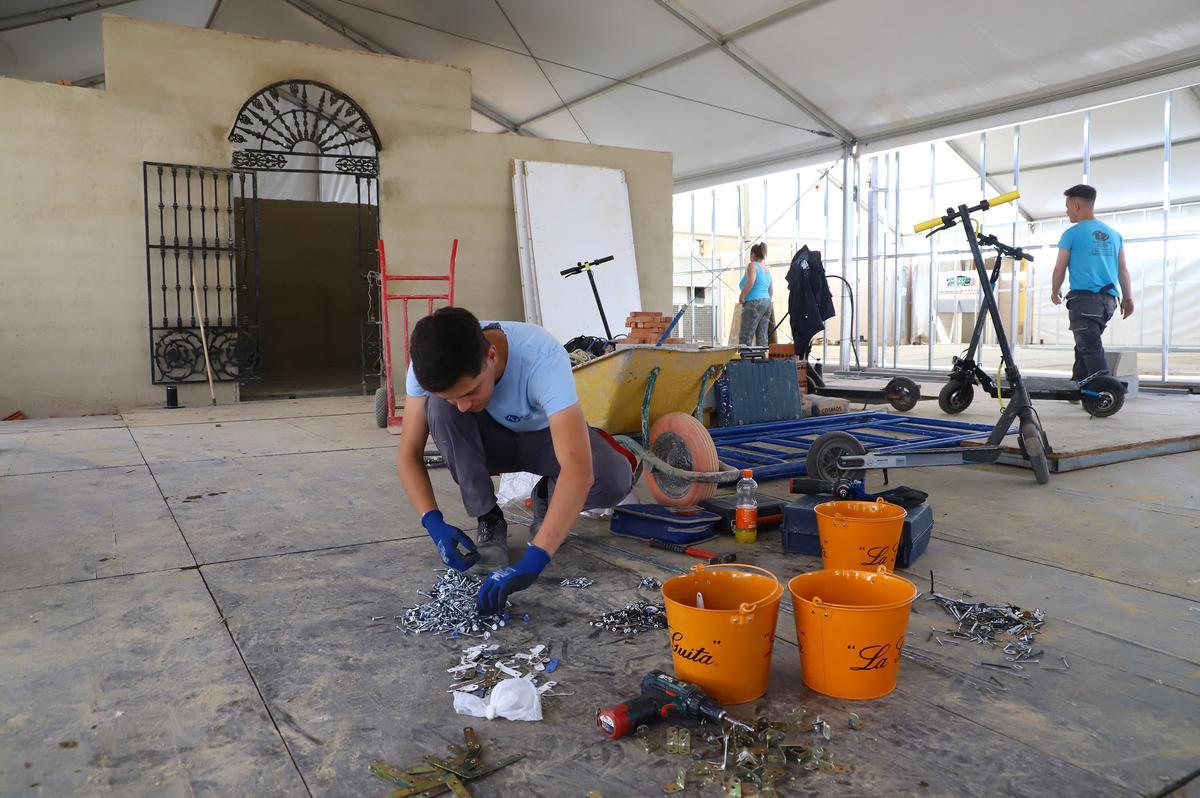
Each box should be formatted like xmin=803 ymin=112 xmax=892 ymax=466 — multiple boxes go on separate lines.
xmin=708 ymin=411 xmax=1000 ymax=480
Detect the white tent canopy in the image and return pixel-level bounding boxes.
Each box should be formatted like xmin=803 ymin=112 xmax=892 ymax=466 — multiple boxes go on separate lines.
xmin=3 ymin=0 xmax=1200 ymax=207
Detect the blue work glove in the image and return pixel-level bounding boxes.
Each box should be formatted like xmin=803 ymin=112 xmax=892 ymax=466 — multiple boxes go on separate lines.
xmin=421 ymin=510 xmax=479 ymax=572
xmin=477 ymin=544 xmax=551 ymax=614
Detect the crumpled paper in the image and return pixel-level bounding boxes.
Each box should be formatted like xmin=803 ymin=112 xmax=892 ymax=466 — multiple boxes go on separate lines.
xmin=452 ymin=676 xmax=543 ymax=722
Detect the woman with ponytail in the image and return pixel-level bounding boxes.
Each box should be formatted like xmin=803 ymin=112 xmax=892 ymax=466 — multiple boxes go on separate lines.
xmin=737 ymin=242 xmax=773 ymax=346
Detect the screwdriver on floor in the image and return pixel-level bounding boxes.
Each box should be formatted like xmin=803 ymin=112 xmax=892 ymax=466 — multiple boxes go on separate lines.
xmin=597 ymin=670 xmax=753 ymax=739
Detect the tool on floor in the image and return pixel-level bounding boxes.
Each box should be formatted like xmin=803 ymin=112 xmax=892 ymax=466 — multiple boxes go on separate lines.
xmin=647 ymin=539 xmax=736 ymax=564
xmin=596 ymin=670 xmax=753 ymax=740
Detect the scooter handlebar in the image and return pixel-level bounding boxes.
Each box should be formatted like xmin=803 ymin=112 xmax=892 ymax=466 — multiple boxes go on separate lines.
xmin=912 ymin=215 xmax=945 ymax=234
xmin=912 ymin=190 xmax=1022 ymax=234
xmin=986 ymin=190 xmax=1021 ymax=208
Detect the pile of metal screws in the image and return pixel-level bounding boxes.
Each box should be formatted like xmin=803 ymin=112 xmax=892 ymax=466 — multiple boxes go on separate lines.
xmin=588 ymin=600 xmax=668 ymax=636
xmin=927 ymin=591 xmax=1047 ymax=670
xmin=447 ymin=642 xmax=568 ymax=698
xmin=560 ymin=577 xmax=594 ymax=589
xmin=396 ymin=569 xmax=509 ymax=637
xmin=638 ymin=576 xmax=662 ymax=591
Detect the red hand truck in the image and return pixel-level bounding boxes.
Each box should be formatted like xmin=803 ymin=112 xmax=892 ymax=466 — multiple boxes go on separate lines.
xmin=374 ymin=239 xmax=457 ymax=431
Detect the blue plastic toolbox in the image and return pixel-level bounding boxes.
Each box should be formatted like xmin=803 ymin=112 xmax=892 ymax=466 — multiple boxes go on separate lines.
xmin=610 ymin=504 xmax=721 ymax=545
xmin=715 ymin=358 xmax=804 ymax=427
xmin=780 ymin=495 xmax=933 ymax=567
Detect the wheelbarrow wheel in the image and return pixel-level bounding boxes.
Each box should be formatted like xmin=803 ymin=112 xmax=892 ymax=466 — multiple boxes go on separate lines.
xmin=886 ymin=377 xmax=920 ymax=412
xmin=646 ymin=412 xmax=720 ymax=506
xmin=1080 ymin=376 xmax=1124 ymax=418
xmin=374 ymin=387 xmax=388 ymax=428
xmin=805 ymin=431 xmax=866 ymax=483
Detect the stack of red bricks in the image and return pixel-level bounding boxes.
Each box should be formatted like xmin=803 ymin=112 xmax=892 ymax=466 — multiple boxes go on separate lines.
xmin=625 ymin=311 xmax=683 ymax=345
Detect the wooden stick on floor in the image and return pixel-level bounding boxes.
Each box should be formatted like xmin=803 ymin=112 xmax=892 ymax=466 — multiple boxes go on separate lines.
xmin=189 ymin=266 xmax=217 ymax=405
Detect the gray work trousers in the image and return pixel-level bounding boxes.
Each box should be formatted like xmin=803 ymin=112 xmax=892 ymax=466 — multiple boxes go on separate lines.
xmin=424 ymin=395 xmax=634 ymax=518
xmin=739 ymin=298 xmax=772 ymax=347
xmin=1065 ymin=291 xmax=1117 ymax=381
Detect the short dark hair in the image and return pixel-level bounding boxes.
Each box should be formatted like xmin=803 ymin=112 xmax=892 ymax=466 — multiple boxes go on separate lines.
xmin=409 ymin=307 xmax=489 ymax=393
xmin=1064 ymin=184 xmax=1097 ymax=203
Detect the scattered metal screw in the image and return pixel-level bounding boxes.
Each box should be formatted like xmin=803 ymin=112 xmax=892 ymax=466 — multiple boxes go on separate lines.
xmin=588 ymin=600 xmax=668 ymax=636
xmin=560 ymin=577 xmax=595 ymax=588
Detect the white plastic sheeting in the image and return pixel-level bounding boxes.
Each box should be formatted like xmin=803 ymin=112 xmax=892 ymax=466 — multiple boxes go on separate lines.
xmin=4 ymin=0 xmax=1200 ymax=189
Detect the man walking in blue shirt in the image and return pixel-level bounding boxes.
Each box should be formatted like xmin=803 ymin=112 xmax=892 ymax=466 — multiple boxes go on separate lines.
xmin=1050 ymin=184 xmax=1134 ymax=382
xmin=395 ymin=308 xmax=634 ymax=613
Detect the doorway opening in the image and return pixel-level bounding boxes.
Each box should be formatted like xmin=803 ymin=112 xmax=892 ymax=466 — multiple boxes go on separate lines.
xmin=228 ymin=80 xmax=382 ymax=401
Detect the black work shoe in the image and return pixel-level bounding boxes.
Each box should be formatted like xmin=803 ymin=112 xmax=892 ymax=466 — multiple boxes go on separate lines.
xmin=528 ymin=477 xmax=550 ymax=540
xmin=471 ymin=516 xmax=509 ymax=573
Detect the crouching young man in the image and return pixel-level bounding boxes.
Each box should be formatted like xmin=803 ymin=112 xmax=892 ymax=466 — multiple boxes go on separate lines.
xmin=395 ymin=308 xmax=634 ymax=613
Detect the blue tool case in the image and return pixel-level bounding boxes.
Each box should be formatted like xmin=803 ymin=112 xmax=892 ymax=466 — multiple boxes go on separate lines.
xmin=780 ymin=494 xmax=933 ymax=568
xmin=610 ymin=504 xmax=721 ymax=545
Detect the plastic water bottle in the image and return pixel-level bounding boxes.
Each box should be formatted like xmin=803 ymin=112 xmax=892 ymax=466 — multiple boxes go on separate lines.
xmin=734 ymin=469 xmax=758 ymax=544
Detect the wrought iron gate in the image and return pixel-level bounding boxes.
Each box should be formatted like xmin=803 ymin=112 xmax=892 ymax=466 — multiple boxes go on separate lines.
xmin=143 ymin=162 xmax=261 ymax=384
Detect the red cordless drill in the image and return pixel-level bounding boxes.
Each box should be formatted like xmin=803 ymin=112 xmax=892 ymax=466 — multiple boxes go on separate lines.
xmin=596 ymin=670 xmax=753 ymax=739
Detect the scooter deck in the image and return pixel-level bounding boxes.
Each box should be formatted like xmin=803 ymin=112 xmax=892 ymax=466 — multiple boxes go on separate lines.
xmin=968 ymin=377 xmax=1126 ymax=401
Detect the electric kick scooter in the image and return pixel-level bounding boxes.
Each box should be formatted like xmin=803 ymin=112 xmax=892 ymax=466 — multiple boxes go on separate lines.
xmin=804 ymin=191 xmax=1053 ymax=484
xmin=937 ymin=236 xmax=1126 ymax=418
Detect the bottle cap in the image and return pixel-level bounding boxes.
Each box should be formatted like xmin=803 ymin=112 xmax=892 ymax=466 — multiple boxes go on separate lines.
xmin=741 ymin=469 xmax=753 ymax=478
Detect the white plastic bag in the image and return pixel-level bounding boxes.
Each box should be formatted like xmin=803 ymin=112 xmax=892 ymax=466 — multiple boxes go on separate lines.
xmin=496 ymin=472 xmax=539 ymax=506
xmin=452 ymin=676 xmax=543 ymax=722
xmin=580 ymin=489 xmax=640 ymax=519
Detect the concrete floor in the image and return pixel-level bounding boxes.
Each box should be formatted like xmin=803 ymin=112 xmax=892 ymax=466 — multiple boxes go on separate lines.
xmin=1 ymin=396 xmax=1199 ymax=797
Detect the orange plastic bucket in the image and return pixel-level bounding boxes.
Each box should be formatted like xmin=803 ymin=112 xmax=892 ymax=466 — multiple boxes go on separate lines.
xmin=815 ymin=499 xmax=907 ymax=571
xmin=661 ymin=564 xmax=783 ymax=704
xmin=787 ymin=567 xmax=917 ymax=699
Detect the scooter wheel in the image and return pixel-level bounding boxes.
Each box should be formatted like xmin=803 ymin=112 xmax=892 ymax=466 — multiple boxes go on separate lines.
xmin=805 ymin=431 xmax=866 ymax=483
xmin=1080 ymin=376 xmax=1125 ymax=418
xmin=886 ymin=377 xmax=920 ymax=412
xmin=938 ymin=380 xmax=974 ymax=414
xmin=645 ymin=412 xmax=720 ymax=506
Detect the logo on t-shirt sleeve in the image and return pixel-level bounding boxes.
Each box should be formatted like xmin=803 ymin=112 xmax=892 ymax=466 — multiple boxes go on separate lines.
xmin=506 ymin=414 xmax=529 ymax=424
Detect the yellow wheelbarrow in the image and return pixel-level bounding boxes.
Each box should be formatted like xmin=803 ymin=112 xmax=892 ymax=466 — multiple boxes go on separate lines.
xmin=573 ymin=344 xmax=743 ymax=506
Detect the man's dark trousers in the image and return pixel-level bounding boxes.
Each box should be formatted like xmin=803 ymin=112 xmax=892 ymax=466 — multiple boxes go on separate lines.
xmin=424 ymin=395 xmax=633 ymax=518
xmin=1065 ymin=290 xmax=1117 ymax=381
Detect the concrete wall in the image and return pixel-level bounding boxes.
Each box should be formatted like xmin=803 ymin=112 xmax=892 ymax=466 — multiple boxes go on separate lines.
xmin=0 ymin=16 xmax=671 ymax=417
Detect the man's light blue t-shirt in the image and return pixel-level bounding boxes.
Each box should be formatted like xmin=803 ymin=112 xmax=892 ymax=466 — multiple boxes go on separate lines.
xmin=1057 ymin=220 xmax=1123 ymax=296
xmin=405 ymin=320 xmax=578 ymax=433
xmin=739 ymin=262 xmax=772 ymax=302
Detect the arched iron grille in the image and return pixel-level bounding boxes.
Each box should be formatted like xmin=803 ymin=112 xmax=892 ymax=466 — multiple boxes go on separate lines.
xmin=228 ymin=80 xmax=380 ymax=176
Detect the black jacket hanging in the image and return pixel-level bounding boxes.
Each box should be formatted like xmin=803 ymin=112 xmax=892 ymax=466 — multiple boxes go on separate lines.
xmin=786 ymin=245 xmax=836 ymax=360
